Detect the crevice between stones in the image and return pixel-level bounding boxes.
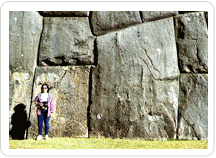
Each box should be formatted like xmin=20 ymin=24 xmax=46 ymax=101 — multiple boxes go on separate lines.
xmin=144 ymin=49 xmax=160 ymax=74
xmin=25 ymin=67 xmax=37 ymax=139
xmin=93 ymin=38 xmax=98 ymax=66
xmin=88 ymin=11 xmax=95 ymax=37
xmin=181 ymin=115 xmax=199 ymax=140
xmin=87 ymin=66 xmax=93 ymax=138
xmin=54 ymin=69 xmax=68 ymax=90
xmin=180 ymin=72 xmax=208 ymax=75
xmin=196 ymin=46 xmax=208 ymax=73
xmin=37 ymin=17 xmax=44 ymax=66
xmin=139 ymin=11 xmax=144 ymax=23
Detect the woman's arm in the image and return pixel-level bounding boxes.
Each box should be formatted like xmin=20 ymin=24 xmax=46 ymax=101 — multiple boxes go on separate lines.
xmin=34 ymin=95 xmax=42 ymax=108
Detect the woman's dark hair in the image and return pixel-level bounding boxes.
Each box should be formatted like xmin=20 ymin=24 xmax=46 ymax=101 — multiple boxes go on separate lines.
xmin=41 ymin=83 xmax=50 ymax=93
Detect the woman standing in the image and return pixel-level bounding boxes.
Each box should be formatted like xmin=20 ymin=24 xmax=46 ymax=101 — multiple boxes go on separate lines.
xmin=34 ymin=83 xmax=55 ymax=140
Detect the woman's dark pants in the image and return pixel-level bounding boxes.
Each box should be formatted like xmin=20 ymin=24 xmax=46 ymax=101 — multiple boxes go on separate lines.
xmin=38 ymin=102 xmax=49 ymax=135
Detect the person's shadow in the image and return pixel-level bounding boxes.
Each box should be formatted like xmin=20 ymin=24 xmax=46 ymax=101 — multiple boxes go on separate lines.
xmin=9 ymin=103 xmax=31 ymax=140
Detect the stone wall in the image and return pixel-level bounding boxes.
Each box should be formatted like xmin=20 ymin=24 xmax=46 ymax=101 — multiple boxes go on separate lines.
xmin=9 ymin=11 xmax=208 ymax=140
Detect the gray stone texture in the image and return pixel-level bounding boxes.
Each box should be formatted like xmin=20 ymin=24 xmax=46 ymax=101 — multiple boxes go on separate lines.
xmin=28 ymin=66 xmax=90 ymax=138
xmin=39 ymin=17 xmax=95 ymax=66
xmin=9 ymin=11 xmax=43 ymax=132
xmin=90 ymin=18 xmax=180 ymax=140
xmin=9 ymin=72 xmax=34 ymax=135
xmin=9 ymin=11 xmax=43 ymax=74
xmin=178 ymin=74 xmax=208 ymax=140
xmin=140 ymin=11 xmax=179 ymax=22
xmin=175 ymin=12 xmax=208 ymax=73
xmin=91 ymin=11 xmax=142 ymax=36
xmin=39 ymin=11 xmax=89 ymax=17
xmin=8 ymin=11 xmax=208 ymax=140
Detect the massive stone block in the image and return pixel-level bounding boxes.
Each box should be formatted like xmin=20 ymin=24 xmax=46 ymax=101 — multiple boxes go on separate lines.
xmin=140 ymin=11 xmax=178 ymax=22
xmin=39 ymin=17 xmax=95 ymax=66
xmin=27 ymin=66 xmax=90 ymax=138
xmin=39 ymin=11 xmax=89 ymax=17
xmin=178 ymin=74 xmax=208 ymax=140
xmin=90 ymin=11 xmax=142 ymax=36
xmin=9 ymin=72 xmax=33 ymax=136
xmin=9 ymin=11 xmax=43 ymax=74
xmin=175 ymin=12 xmax=208 ymax=73
xmin=90 ymin=18 xmax=180 ymax=140
xmin=9 ymin=11 xmax=43 ymax=134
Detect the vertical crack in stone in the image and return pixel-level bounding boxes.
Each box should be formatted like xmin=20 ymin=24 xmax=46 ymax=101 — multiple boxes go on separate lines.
xmin=176 ymin=107 xmax=182 ymax=139
xmin=196 ymin=44 xmax=202 ymax=66
xmin=200 ymin=74 xmax=208 ymax=83
xmin=139 ymin=11 xmax=144 ymax=23
xmin=180 ymin=116 xmax=199 ymax=140
xmin=87 ymin=66 xmax=93 ymax=137
xmin=115 ymin=32 xmax=122 ymax=136
xmin=138 ymin=54 xmax=156 ymax=80
xmin=37 ymin=17 xmax=44 ymax=66
xmin=55 ymin=69 xmax=68 ymax=90
xmin=88 ymin=11 xmax=95 ymax=36
xmin=144 ymin=49 xmax=160 ymax=75
xmin=115 ymin=32 xmax=122 ymax=87
xmin=20 ymin=12 xmax=25 ymax=68
xmin=196 ymin=44 xmax=207 ymax=72
xmin=139 ymin=47 xmax=161 ymax=80
xmin=26 ymin=67 xmax=37 ymax=139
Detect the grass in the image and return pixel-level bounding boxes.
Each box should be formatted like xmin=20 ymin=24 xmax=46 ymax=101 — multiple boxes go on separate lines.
xmin=9 ymin=137 xmax=208 ymax=149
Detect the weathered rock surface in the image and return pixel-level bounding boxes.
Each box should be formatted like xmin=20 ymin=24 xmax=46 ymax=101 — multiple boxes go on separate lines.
xmin=9 ymin=11 xmax=43 ymax=74
xmin=91 ymin=11 xmax=142 ymax=36
xmin=8 ymin=11 xmax=209 ymax=141
xmin=90 ymin=18 xmax=180 ymax=140
xmin=178 ymin=74 xmax=208 ymax=140
xmin=9 ymin=11 xmax=43 ymax=133
xmin=39 ymin=17 xmax=95 ymax=66
xmin=39 ymin=11 xmax=89 ymax=17
xmin=9 ymin=72 xmax=33 ymax=108
xmin=175 ymin=12 xmax=208 ymax=73
xmin=9 ymin=72 xmax=33 ymax=136
xmin=140 ymin=11 xmax=178 ymax=22
xmin=28 ymin=66 xmax=90 ymax=138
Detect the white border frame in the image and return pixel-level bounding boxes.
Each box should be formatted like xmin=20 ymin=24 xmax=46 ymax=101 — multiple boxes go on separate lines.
xmin=1 ymin=0 xmax=215 ymax=157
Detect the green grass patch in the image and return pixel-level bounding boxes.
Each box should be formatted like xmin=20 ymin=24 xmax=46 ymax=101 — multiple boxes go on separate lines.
xmin=9 ymin=137 xmax=208 ymax=149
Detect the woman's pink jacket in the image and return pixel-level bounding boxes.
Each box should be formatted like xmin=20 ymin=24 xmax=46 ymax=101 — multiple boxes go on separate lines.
xmin=34 ymin=93 xmax=55 ymax=117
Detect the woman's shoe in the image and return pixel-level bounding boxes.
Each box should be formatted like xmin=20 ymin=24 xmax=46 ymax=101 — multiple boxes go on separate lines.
xmin=37 ymin=135 xmax=42 ymax=140
xmin=45 ymin=134 xmax=49 ymax=140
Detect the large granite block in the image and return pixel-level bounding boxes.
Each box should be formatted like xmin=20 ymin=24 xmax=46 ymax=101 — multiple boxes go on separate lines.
xmin=39 ymin=17 xmax=95 ymax=66
xmin=178 ymin=74 xmax=208 ymax=140
xmin=140 ymin=11 xmax=178 ymax=22
xmin=175 ymin=12 xmax=208 ymax=73
xmin=90 ymin=18 xmax=180 ymax=140
xmin=90 ymin=11 xmax=142 ymax=36
xmin=27 ymin=66 xmax=90 ymax=138
xmin=9 ymin=11 xmax=43 ymax=74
